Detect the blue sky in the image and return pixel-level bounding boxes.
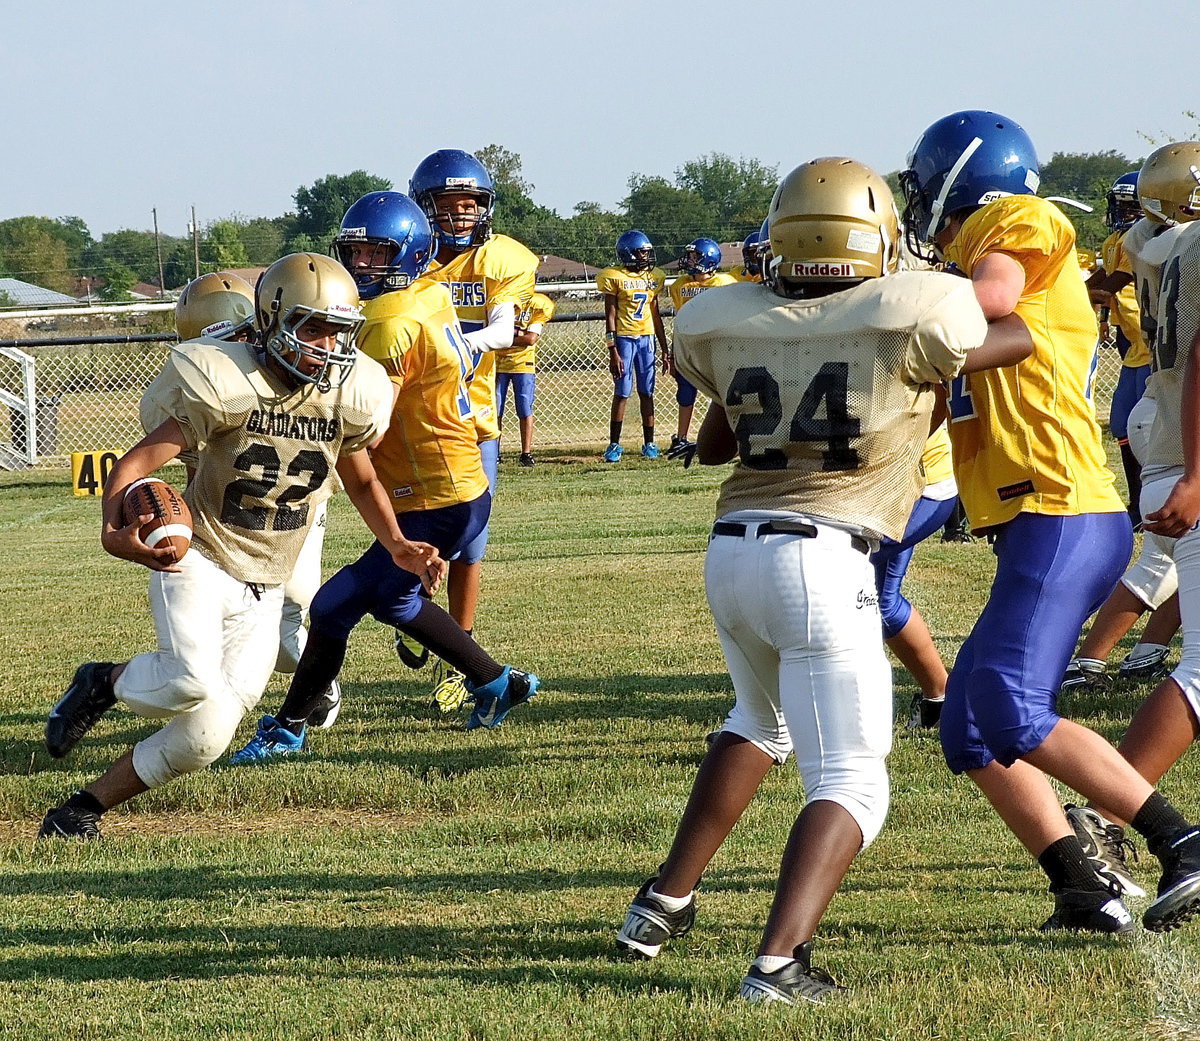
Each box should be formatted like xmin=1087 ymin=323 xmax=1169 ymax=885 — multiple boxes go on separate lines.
xmin=3 ymin=0 xmax=1194 ymax=237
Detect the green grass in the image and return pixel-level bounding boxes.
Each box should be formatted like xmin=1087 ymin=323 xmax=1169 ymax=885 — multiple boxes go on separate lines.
xmin=1 ymin=454 xmax=1198 ymax=1040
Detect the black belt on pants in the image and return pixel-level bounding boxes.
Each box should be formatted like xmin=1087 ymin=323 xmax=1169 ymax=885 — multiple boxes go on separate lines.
xmin=710 ymin=519 xmax=870 ymax=555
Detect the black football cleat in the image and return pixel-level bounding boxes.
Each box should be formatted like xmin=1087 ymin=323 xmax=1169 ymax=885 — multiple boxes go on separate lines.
xmin=738 ymin=942 xmax=846 ymax=1004
xmin=38 ymin=801 xmax=102 ymax=840
xmin=1146 ymin=827 xmax=1200 ymax=932
xmin=1040 ymin=884 xmax=1135 ymax=936
xmin=616 ymin=876 xmax=697 ymax=959
xmin=45 ymin=662 xmax=117 ymax=759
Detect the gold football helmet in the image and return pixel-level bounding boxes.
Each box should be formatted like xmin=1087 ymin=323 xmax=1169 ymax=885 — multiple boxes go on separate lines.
xmin=255 ymin=253 xmax=363 ymax=391
xmin=174 ymin=272 xmax=255 ymax=342
xmin=1138 ymin=142 xmax=1200 ymax=225
xmin=765 ymin=158 xmax=899 ymax=295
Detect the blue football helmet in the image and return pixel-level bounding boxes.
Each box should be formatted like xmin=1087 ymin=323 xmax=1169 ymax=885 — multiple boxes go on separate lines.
xmin=1106 ymin=171 xmax=1141 ymax=231
xmin=616 ymin=230 xmax=655 ymax=270
xmin=741 ymin=228 xmax=762 ymax=275
xmin=899 ymin=110 xmax=1041 ymax=259
xmin=409 ymin=149 xmax=495 ymax=251
xmin=680 ymin=237 xmax=722 ymax=276
xmin=333 ymin=192 xmax=434 ymax=300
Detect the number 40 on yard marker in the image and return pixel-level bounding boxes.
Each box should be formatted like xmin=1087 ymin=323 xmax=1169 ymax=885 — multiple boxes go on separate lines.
xmin=72 ymin=451 xmax=120 ymax=496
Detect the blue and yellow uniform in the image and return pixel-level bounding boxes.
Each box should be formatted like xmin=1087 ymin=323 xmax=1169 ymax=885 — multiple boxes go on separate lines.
xmin=426 ymin=234 xmax=538 ymax=444
xmin=1099 ymin=229 xmax=1151 ymax=445
xmin=940 ymin=194 xmax=1132 ymax=774
xmin=597 ymin=265 xmax=667 ymax=398
xmin=308 ymin=279 xmax=491 ymax=638
xmin=872 ymin=424 xmax=959 ymax=639
xmin=426 ymin=233 xmax=536 ymax=562
xmin=497 ymin=291 xmax=555 ymax=423
xmin=944 ymin=196 xmax=1122 ymax=528
xmin=669 ymin=271 xmax=738 ymax=407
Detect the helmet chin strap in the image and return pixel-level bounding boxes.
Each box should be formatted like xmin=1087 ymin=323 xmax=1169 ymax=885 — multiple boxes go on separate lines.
xmin=925 ymin=136 xmax=983 ymax=242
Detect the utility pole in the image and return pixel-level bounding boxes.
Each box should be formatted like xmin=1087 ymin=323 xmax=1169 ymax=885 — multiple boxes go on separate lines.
xmin=152 ymin=208 xmax=166 ymax=298
xmin=191 ymin=206 xmax=200 ymax=279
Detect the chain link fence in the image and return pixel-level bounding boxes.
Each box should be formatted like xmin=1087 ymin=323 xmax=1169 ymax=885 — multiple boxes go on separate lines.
xmin=0 ymin=289 xmax=1124 ymax=469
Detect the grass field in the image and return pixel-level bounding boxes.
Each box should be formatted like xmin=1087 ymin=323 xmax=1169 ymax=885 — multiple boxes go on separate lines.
xmin=2 ymin=454 xmax=1199 ymax=1040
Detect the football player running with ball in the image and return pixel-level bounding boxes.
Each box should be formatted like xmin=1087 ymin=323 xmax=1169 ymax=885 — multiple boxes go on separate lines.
xmin=901 ymin=111 xmax=1200 ymax=934
xmin=40 ymin=254 xmax=445 ymax=839
xmin=616 ymin=158 xmax=1025 ymax=1002
xmin=153 ymin=273 xmax=343 ymax=728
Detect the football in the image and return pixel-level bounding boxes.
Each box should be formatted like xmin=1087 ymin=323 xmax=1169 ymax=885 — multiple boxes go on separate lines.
xmin=122 ymin=477 xmax=192 ymax=563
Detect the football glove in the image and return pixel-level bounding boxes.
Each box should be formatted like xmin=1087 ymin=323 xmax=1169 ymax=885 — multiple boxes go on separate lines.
xmin=666 ymin=437 xmax=698 ymax=468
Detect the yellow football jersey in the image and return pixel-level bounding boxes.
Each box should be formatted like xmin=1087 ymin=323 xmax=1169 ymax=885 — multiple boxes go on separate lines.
xmin=426 ymin=234 xmax=538 ymax=442
xmin=675 ymin=273 xmax=985 ymax=541
xmin=356 ymin=280 xmax=489 ymax=512
xmin=139 ymin=338 xmax=392 ymax=584
xmin=595 ymin=266 xmax=667 ymax=336
xmin=943 ymin=195 xmax=1123 ymax=528
xmin=922 ymin=423 xmax=954 ymax=487
xmin=669 ymin=271 xmax=739 ymax=312
xmin=1099 ymin=230 xmax=1149 ymax=368
xmin=732 ymin=268 xmax=763 ymax=283
xmin=497 ymin=292 xmax=556 ymax=375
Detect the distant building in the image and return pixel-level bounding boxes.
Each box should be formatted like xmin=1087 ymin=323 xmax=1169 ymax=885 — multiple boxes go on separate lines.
xmin=0 ymin=278 xmax=79 ymax=308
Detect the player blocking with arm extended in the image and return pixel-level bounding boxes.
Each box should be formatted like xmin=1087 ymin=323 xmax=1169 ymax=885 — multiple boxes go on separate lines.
xmin=159 ymin=274 xmax=342 ymax=728
xmin=901 ymin=111 xmax=1200 ymax=934
xmin=39 ymin=253 xmax=445 ymax=838
xmin=666 ymin=238 xmax=737 ymax=456
xmin=231 ymin=194 xmax=539 ymax=762
xmin=616 ymin=158 xmax=1014 ymax=1001
xmin=597 ymin=231 xmax=670 ymax=461
xmin=402 ymin=149 xmax=539 ymax=712
xmin=496 ymin=291 xmax=555 ymax=467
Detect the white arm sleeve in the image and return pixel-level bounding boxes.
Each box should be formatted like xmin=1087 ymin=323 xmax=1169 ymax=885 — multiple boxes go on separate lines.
xmin=463 ymin=302 xmax=517 ymax=354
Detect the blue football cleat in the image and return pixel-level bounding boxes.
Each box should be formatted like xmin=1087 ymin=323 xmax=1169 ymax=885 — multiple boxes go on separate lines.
xmin=603 ymin=442 xmax=624 ymax=463
xmin=230 ymin=715 xmax=306 ymax=764
xmin=466 ymin=667 xmax=539 ymax=730
xmin=641 ymin=442 xmax=659 ymax=459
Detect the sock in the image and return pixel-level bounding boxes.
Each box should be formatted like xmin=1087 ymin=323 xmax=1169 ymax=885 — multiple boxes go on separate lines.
xmin=1038 ymin=835 xmax=1107 ymax=892
xmin=647 ymin=884 xmax=692 ymax=911
xmin=609 ymin=420 xmax=622 ymax=445
xmin=66 ymin=790 xmax=106 ymax=816
xmin=922 ymin=696 xmax=946 ymax=704
xmin=397 ymin=600 xmax=503 ymax=689
xmin=1131 ymin=791 xmax=1191 ymax=850
xmin=752 ymin=955 xmax=794 ymax=974
xmin=1118 ymin=441 xmax=1142 ymax=521
xmin=642 ymin=424 xmax=654 ymax=444
xmin=276 ymin=629 xmax=348 ymax=734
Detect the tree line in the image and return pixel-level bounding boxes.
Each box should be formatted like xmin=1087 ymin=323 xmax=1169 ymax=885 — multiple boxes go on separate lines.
xmin=0 ymin=145 xmax=1152 ymax=301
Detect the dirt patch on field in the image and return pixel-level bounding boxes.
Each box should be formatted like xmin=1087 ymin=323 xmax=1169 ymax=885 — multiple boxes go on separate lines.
xmin=0 ymin=808 xmax=424 ymax=842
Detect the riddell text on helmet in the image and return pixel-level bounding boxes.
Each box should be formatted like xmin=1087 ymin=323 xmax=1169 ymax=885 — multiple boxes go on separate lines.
xmin=791 ymin=262 xmax=855 ymax=277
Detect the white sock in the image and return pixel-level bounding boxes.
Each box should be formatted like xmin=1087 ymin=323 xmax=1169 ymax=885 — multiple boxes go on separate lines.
xmin=752 ymin=955 xmax=794 ymax=974
xmin=647 ymin=884 xmax=693 ymax=912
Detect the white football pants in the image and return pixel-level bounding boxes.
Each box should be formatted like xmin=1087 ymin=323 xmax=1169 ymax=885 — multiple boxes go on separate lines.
xmin=704 ymin=510 xmax=893 ymax=847
xmin=118 ymin=549 xmax=283 ymax=788
xmin=275 ymin=499 xmax=327 ymax=673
